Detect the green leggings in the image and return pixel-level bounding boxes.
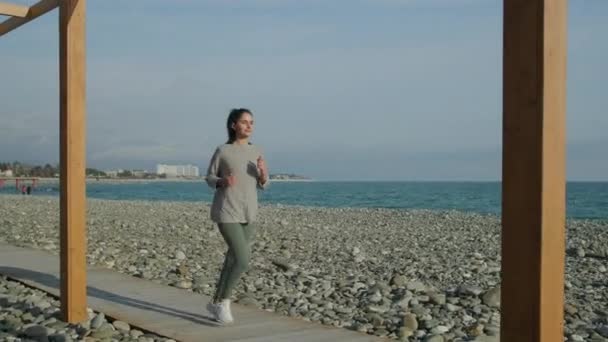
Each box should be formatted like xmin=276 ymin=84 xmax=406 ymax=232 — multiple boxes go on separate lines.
xmin=213 ymin=222 xmax=257 ymax=302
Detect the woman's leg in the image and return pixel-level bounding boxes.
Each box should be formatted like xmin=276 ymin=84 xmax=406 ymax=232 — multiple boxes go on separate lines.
xmin=212 ymin=246 xmax=234 ymax=303
xmin=213 ymin=223 xmax=252 ymax=301
xmin=242 ymin=223 xmax=257 ymax=247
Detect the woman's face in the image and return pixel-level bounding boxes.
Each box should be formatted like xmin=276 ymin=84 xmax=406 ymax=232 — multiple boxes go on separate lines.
xmin=233 ymin=112 xmax=254 ymax=139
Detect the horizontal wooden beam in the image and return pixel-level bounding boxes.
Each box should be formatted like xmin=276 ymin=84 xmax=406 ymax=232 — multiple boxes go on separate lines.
xmin=0 ymin=2 xmax=29 ymax=17
xmin=0 ymin=0 xmax=58 ymax=37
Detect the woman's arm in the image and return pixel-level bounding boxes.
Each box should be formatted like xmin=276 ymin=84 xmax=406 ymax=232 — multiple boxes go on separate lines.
xmin=256 ymin=155 xmax=269 ymax=190
xmin=206 ymin=148 xmax=222 ymax=189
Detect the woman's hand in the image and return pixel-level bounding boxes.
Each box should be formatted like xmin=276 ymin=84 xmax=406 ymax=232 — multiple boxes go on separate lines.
xmin=219 ymin=171 xmax=236 ymax=188
xmin=257 ymin=156 xmax=268 ymax=184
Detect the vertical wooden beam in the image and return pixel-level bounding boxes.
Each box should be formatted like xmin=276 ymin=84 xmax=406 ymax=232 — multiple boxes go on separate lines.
xmin=501 ymin=0 xmax=568 ymax=341
xmin=59 ymin=0 xmax=87 ymax=323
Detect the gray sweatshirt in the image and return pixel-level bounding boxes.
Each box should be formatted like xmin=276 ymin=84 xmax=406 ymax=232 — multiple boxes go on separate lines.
xmin=206 ymin=143 xmax=269 ymax=223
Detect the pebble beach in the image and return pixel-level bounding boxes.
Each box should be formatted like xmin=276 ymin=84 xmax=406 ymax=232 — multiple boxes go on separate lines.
xmin=0 ymin=195 xmax=607 ymax=341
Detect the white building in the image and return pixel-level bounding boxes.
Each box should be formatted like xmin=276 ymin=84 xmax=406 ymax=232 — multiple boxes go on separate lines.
xmin=132 ymin=170 xmax=147 ymax=177
xmin=0 ymin=169 xmax=13 ymax=177
xmin=105 ymin=170 xmax=121 ymax=178
xmin=156 ymin=164 xmax=199 ymax=177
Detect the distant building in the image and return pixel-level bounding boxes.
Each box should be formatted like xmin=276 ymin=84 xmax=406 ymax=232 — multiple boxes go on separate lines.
xmin=0 ymin=169 xmax=13 ymax=177
xmin=105 ymin=170 xmax=121 ymax=178
xmin=132 ymin=170 xmax=147 ymax=177
xmin=156 ymin=164 xmax=199 ymax=177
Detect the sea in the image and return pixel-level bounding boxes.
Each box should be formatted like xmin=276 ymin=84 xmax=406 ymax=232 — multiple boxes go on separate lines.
xmin=1 ymin=181 xmax=606 ymax=220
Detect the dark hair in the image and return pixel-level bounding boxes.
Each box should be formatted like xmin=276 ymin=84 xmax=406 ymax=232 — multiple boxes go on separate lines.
xmin=226 ymin=108 xmax=253 ymax=144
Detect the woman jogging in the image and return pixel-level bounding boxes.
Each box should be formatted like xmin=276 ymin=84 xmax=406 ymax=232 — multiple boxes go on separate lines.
xmin=205 ymin=108 xmax=269 ymax=324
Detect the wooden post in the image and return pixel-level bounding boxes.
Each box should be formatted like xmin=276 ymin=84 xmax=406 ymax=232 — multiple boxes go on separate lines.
xmin=59 ymin=0 xmax=87 ymax=323
xmin=501 ymin=0 xmax=568 ymax=341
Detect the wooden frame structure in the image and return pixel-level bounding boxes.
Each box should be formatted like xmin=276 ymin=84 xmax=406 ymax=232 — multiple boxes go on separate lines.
xmin=2 ymin=0 xmax=87 ymax=322
xmin=1 ymin=1 xmax=569 ymax=341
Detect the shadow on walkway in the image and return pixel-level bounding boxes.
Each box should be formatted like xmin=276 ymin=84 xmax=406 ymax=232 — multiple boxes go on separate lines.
xmin=0 ymin=266 xmax=218 ymax=327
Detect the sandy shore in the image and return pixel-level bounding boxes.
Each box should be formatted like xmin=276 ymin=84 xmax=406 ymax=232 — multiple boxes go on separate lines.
xmin=0 ymin=195 xmax=606 ymax=341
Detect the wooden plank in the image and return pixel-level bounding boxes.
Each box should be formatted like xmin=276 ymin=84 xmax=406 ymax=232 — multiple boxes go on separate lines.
xmin=0 ymin=0 xmax=58 ymax=37
xmin=0 ymin=244 xmax=382 ymax=342
xmin=59 ymin=0 xmax=87 ymax=323
xmin=501 ymin=0 xmax=568 ymax=341
xmin=0 ymin=2 xmax=29 ymax=17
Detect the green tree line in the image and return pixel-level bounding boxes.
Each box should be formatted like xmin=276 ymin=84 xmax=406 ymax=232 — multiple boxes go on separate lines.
xmin=0 ymin=161 xmax=106 ymax=178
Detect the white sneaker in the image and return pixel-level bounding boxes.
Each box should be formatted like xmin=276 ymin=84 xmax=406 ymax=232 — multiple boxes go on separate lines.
xmin=207 ymin=299 xmax=234 ymax=324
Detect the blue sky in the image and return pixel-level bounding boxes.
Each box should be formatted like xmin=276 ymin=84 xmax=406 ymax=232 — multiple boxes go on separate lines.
xmin=1 ymin=0 xmax=606 ymax=180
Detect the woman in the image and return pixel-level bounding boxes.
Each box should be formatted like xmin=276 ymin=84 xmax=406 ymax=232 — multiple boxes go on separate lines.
xmin=205 ymin=108 xmax=269 ymax=324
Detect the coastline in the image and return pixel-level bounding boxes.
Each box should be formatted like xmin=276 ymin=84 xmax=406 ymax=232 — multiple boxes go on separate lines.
xmin=0 ymin=195 xmax=606 ymax=341
xmin=26 ymin=177 xmax=315 ymax=184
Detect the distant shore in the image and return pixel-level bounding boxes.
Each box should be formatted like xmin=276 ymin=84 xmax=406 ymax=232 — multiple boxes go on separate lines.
xmin=23 ymin=177 xmax=315 ymax=184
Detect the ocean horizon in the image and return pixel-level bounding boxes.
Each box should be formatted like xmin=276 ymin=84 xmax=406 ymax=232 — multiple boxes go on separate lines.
xmin=1 ymin=180 xmax=606 ymax=220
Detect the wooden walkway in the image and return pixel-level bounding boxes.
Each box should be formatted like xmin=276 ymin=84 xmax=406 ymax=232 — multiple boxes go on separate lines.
xmin=0 ymin=243 xmax=383 ymax=342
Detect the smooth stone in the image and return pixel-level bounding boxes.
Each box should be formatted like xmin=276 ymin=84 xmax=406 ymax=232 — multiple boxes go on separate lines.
xmin=177 ymin=264 xmax=189 ymax=276
xmin=38 ymin=300 xmax=52 ymax=309
xmin=424 ymin=335 xmax=444 ymax=342
xmin=431 ymin=325 xmax=450 ymax=334
xmin=367 ymin=304 xmax=389 ymax=314
xmin=48 ymin=333 xmax=72 ymax=342
xmin=407 ymin=281 xmax=427 ymax=292
xmin=368 ymin=313 xmax=384 ymax=327
xmin=335 ymin=306 xmax=352 ymax=314
xmin=21 ymin=312 xmax=35 ymax=322
xmin=596 ymin=325 xmax=608 ymax=338
xmin=90 ymin=325 xmax=115 ymax=339
xmin=236 ymin=296 xmax=259 ymax=307
xmin=565 ymin=304 xmax=578 ymax=315
xmin=396 ymin=297 xmax=411 ymax=309
xmin=173 ymin=280 xmax=193 ymax=289
xmin=466 ymin=324 xmax=485 ymax=337
xmin=374 ymin=328 xmax=389 ymax=337
xmin=391 ymin=275 xmax=408 ymax=287
xmin=576 ymin=247 xmax=585 ymax=258
xmin=430 ymin=293 xmax=446 ymax=305
xmin=424 ymin=319 xmax=440 ymax=329
xmin=402 ymin=313 xmax=418 ymax=331
xmin=271 ymin=258 xmax=293 ymax=271
xmin=24 ymin=325 xmax=49 ymax=337
xmin=112 ymin=320 xmax=130 ymax=332
xmin=474 ymin=336 xmax=499 ymax=342
xmin=459 ymin=285 xmax=483 ymax=296
xmin=175 ymin=251 xmax=186 ymax=260
xmin=130 ymin=329 xmax=144 ymax=338
xmin=90 ymin=313 xmax=105 ymax=329
xmin=368 ymin=291 xmax=383 ymax=303
xmin=484 ymin=325 xmax=500 ymax=336
xmin=398 ymin=327 xmax=414 ymax=340
xmin=446 ymin=303 xmax=461 ymax=312
xmin=569 ymin=335 xmax=585 ymax=342
xmin=482 ymin=287 xmax=501 ymax=308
